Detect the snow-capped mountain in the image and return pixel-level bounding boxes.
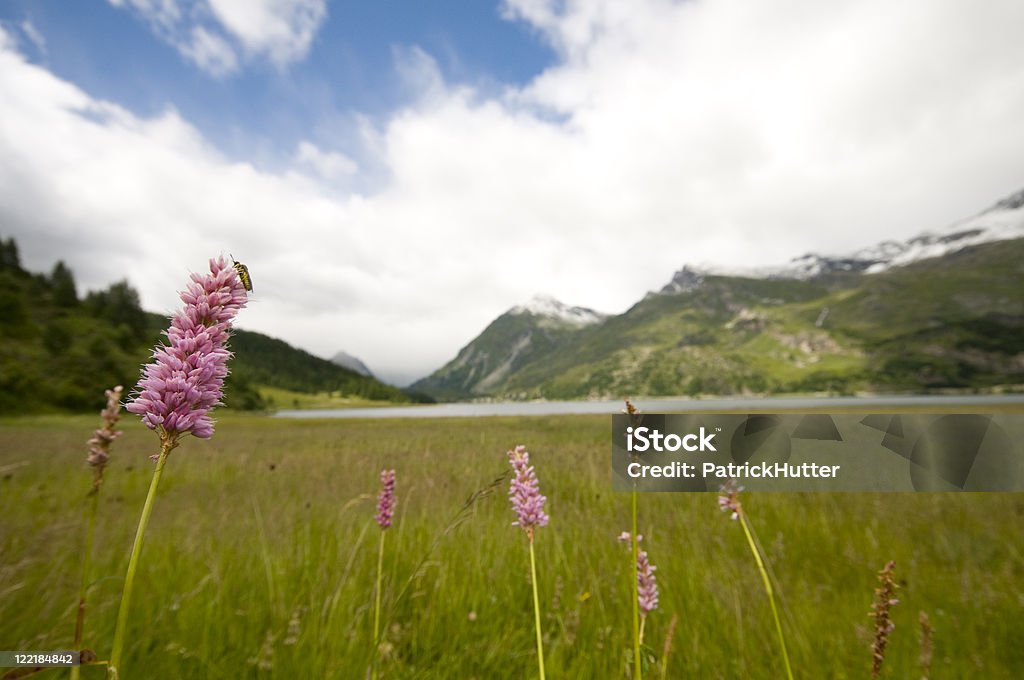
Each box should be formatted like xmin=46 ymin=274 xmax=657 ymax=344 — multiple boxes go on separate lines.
xmin=988 ymin=187 xmax=1024 ymax=212
xmin=657 ymin=187 xmax=1024 ymax=289
xmin=659 ymin=266 xmax=705 ymax=294
xmin=415 ymin=186 xmax=1024 ymax=401
xmin=775 ymin=188 xmax=1024 ymax=279
xmin=410 ymin=295 xmax=606 ymax=399
xmin=509 ymin=295 xmax=607 ymax=326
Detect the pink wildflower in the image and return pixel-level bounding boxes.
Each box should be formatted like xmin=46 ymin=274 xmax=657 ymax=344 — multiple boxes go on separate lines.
xmin=637 ymin=547 xmax=659 ymax=615
xmin=718 ymin=480 xmax=744 ymax=520
xmin=618 ymin=532 xmax=659 ymax=615
xmin=376 ymin=469 xmax=396 ymax=529
xmin=86 ymin=385 xmax=123 ymax=489
xmin=508 ymin=445 xmax=548 ymax=534
xmin=126 ymin=256 xmax=247 ymax=440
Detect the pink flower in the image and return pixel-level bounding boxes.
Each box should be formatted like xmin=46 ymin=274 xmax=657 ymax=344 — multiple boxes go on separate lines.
xmin=637 ymin=547 xmax=659 ymax=615
xmin=376 ymin=469 xmax=396 ymax=529
xmin=718 ymin=480 xmax=744 ymax=520
xmin=508 ymin=445 xmax=548 ymax=534
xmin=86 ymin=385 xmax=124 ymax=488
xmin=126 ymin=256 xmax=247 ymax=440
xmin=618 ymin=532 xmax=659 ymax=615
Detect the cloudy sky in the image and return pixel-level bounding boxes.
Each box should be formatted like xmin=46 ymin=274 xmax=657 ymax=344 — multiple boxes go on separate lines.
xmin=1 ymin=0 xmax=1023 ymax=385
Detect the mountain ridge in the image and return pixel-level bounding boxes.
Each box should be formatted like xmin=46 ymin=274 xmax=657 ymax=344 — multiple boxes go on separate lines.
xmin=413 ymin=188 xmax=1024 ymax=400
xmin=410 ymin=294 xmax=609 ymax=400
xmin=329 ymin=350 xmax=374 ymax=378
xmin=509 ymin=295 xmax=608 ymax=326
xmin=660 ymin=187 xmax=1024 ymax=284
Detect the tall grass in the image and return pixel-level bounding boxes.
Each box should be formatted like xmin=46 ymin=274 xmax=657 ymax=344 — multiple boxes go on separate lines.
xmin=624 ymin=400 xmax=643 ymax=679
xmin=1 ymin=413 xmax=1022 ymax=677
xmin=72 ymin=385 xmax=123 ymax=680
xmin=719 ymin=482 xmax=794 ymax=680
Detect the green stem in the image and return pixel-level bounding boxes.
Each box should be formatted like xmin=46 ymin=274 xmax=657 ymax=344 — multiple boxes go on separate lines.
xmin=632 ymin=488 xmax=641 ymax=680
xmin=108 ymin=433 xmax=177 ymax=679
xmin=528 ymin=533 xmax=546 ymax=680
xmin=639 ymin=615 xmax=646 ymax=647
xmin=71 ymin=490 xmax=100 ymax=680
xmin=738 ymin=511 xmax=793 ymax=680
xmin=371 ymin=529 xmax=386 ymax=680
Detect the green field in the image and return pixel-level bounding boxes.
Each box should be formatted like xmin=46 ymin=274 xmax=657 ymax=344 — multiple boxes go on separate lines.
xmin=2 ymin=413 xmax=1022 ymax=678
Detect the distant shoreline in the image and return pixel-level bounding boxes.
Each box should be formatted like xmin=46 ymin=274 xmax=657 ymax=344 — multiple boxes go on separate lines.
xmin=274 ymin=393 xmax=1024 ymax=419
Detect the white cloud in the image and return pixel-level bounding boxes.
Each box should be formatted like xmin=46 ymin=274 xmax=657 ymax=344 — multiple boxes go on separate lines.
xmin=180 ymin=25 xmax=238 ymax=76
xmin=19 ymin=19 xmax=47 ymax=55
xmin=0 ymin=17 xmax=48 ymax=55
xmin=293 ymin=141 xmax=358 ymax=183
xmin=392 ymin=45 xmax=449 ymax=102
xmin=106 ymin=0 xmax=327 ymax=76
xmin=108 ymin=0 xmax=183 ymax=31
xmin=207 ymin=0 xmax=326 ymax=67
xmin=2 ymin=1 xmax=1024 ymax=384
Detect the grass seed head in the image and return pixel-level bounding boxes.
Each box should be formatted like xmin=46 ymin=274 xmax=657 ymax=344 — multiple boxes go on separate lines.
xmin=870 ymin=560 xmax=899 ymax=678
xmin=919 ymin=610 xmax=933 ymax=679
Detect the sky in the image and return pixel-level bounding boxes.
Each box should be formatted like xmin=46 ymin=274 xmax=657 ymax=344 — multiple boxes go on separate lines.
xmin=1 ymin=1 xmax=1023 ymax=386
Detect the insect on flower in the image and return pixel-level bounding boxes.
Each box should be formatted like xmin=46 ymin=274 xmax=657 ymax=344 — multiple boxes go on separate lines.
xmin=231 ymin=254 xmax=253 ymax=293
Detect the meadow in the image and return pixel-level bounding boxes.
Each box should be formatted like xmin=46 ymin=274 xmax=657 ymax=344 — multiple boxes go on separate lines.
xmin=1 ymin=413 xmax=1022 ymax=678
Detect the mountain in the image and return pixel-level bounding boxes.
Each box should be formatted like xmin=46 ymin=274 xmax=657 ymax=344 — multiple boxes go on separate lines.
xmin=0 ymin=240 xmax=410 ymax=414
xmin=414 ymin=189 xmax=1024 ymax=400
xmin=732 ymin=188 xmax=1024 ymax=280
xmin=778 ymin=195 xmax=1024 ymax=279
xmin=229 ymin=331 xmax=407 ymax=403
xmin=661 ymin=188 xmax=1024 ymax=283
xmin=330 ymin=350 xmax=374 ymax=377
xmin=659 ymin=266 xmax=705 ymax=295
xmin=410 ymin=295 xmax=607 ymax=400
xmin=509 ymin=295 xmax=608 ymax=326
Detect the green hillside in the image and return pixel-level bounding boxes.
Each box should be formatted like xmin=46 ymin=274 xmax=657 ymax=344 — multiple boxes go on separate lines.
xmin=412 ymin=309 xmax=595 ymax=400
xmin=415 ymin=239 xmax=1024 ymax=400
xmin=0 ymin=237 xmax=412 ymax=414
xmin=826 ymin=239 xmax=1024 ymax=390
xmin=229 ymin=328 xmax=412 ymax=404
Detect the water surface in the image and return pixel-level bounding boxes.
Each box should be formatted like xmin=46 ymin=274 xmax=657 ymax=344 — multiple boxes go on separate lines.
xmin=274 ymin=394 xmax=1024 ymax=419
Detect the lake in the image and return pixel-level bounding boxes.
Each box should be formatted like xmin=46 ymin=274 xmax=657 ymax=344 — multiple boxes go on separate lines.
xmin=273 ymin=393 xmax=1024 ymax=419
